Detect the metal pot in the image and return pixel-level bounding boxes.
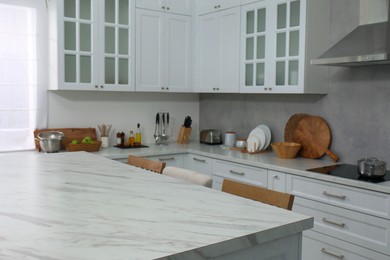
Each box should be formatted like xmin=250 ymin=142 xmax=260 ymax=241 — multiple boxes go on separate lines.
xmin=357 ymin=157 xmax=386 ymax=178
xmin=36 ymin=131 xmax=64 ymax=153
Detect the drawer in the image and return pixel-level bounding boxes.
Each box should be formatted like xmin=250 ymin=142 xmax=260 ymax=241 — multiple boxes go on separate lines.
xmin=187 ymin=154 xmax=212 ymax=176
xmin=146 ymin=154 xmax=184 ymax=168
xmin=294 ymin=197 xmax=390 ymax=256
xmin=303 ymin=230 xmax=390 ymax=260
xmin=287 ymin=175 xmax=390 ymax=219
xmin=212 ymin=160 xmax=268 ymax=187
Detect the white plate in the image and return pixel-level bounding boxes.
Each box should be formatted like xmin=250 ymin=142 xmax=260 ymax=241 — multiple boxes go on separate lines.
xmin=246 ymin=134 xmax=260 ymax=152
xmin=248 ymin=128 xmax=266 ymax=150
xmin=256 ymin=125 xmax=271 ymax=149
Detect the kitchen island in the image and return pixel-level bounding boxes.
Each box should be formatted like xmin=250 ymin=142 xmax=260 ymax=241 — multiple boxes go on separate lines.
xmin=0 ymin=152 xmax=312 ymax=259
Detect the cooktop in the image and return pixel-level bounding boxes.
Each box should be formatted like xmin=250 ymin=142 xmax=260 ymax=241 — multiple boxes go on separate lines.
xmin=306 ymin=164 xmax=390 ymax=183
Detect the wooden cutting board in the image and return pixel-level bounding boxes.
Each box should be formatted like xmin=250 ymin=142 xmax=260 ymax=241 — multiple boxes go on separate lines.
xmin=284 ymin=114 xmax=339 ymax=162
xmin=34 ymin=128 xmax=97 ymax=151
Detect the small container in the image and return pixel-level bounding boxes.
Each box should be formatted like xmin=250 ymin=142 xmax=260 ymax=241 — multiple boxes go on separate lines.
xmin=116 ymin=132 xmax=125 ymax=146
xmin=101 ymin=136 xmax=109 ymax=148
xmin=128 ymin=131 xmax=135 ymax=146
xmin=136 ymin=123 xmax=142 ymax=144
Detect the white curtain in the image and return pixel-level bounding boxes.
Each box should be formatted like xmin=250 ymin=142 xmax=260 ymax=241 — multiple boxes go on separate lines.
xmin=0 ymin=0 xmax=47 ymax=152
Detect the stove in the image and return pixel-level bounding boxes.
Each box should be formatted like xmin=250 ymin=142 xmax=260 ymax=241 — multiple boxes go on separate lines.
xmin=306 ymin=164 xmax=390 ymax=183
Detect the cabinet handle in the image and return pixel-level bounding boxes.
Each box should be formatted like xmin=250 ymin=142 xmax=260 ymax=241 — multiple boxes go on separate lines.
xmin=264 ymin=87 xmax=268 ymax=91
xmin=214 ymin=5 xmax=218 ymax=9
xmin=161 ymin=87 xmax=165 ymax=90
xmin=321 ymin=248 xmax=345 ymax=259
xmin=166 ymin=87 xmax=169 ymax=90
xmin=193 ymin=158 xmax=206 ymax=163
xmin=100 ymin=85 xmax=103 ymax=88
xmin=217 ymin=5 xmax=221 ymax=8
xmin=158 ymin=157 xmax=175 ymax=161
xmin=229 ymin=170 xmax=244 ymax=176
xmin=269 ymin=87 xmax=272 ymax=91
xmin=166 ymin=6 xmax=170 ymax=10
xmin=273 ymin=174 xmax=279 ymax=179
xmin=162 ymin=6 xmax=165 ymax=9
xmin=322 ymin=191 xmax=346 ymax=200
xmin=95 ymin=85 xmax=98 ymax=88
xmin=322 ymin=218 xmax=345 ymax=228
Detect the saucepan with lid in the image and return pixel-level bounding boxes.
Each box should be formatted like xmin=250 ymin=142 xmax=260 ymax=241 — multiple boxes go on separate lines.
xmin=357 ymin=157 xmax=386 ymax=178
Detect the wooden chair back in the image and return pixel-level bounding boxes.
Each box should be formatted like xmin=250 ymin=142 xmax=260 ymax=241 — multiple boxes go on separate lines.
xmin=127 ymin=155 xmax=166 ymax=174
xmin=222 ymin=179 xmax=294 ymax=210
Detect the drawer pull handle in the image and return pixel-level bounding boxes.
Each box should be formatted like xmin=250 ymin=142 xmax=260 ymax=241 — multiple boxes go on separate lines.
xmin=322 ymin=218 xmax=345 ymax=228
xmin=158 ymin=157 xmax=175 ymax=161
xmin=273 ymin=174 xmax=279 ymax=179
xmin=323 ymin=191 xmax=346 ymax=200
xmin=193 ymin=158 xmax=206 ymax=163
xmin=229 ymin=170 xmax=244 ymax=176
xmin=321 ymin=248 xmax=345 ymax=259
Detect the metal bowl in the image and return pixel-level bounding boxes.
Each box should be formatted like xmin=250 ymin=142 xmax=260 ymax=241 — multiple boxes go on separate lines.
xmin=37 ymin=131 xmax=64 ymax=153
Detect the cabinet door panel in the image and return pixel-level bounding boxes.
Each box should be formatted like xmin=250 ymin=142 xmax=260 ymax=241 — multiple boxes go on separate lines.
xmin=135 ymin=0 xmax=163 ymax=12
xmin=165 ymin=14 xmax=192 ymax=92
xmin=167 ymin=0 xmax=193 ymax=15
xmin=218 ymin=8 xmax=240 ymax=92
xmin=135 ymin=10 xmax=164 ymax=91
xmin=195 ymin=13 xmax=219 ymax=92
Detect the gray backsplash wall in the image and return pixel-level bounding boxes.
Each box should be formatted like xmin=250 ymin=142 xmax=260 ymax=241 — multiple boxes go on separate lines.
xmin=199 ymin=1 xmax=390 ymax=164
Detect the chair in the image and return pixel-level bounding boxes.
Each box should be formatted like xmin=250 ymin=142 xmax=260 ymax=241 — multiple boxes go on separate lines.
xmin=127 ymin=155 xmax=166 ymax=174
xmin=222 ymin=179 xmax=294 ymax=210
xmin=162 ymin=166 xmax=213 ymax=188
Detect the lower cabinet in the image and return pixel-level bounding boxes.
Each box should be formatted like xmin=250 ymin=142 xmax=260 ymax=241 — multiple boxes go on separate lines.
xmin=186 ymin=154 xmax=213 ymax=176
xmin=146 ymin=154 xmax=185 ymax=167
xmin=287 ymin=175 xmax=390 ymax=259
xmin=211 ymin=159 xmax=268 ymax=190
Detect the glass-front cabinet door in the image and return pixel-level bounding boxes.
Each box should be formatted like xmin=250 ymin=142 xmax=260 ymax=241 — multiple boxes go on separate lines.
xmin=272 ymin=0 xmax=305 ymax=93
xmin=62 ymin=0 xmax=98 ymax=89
xmin=100 ymin=0 xmax=134 ymax=91
xmin=240 ymin=1 xmax=269 ymax=93
xmin=240 ymin=0 xmax=306 ymax=93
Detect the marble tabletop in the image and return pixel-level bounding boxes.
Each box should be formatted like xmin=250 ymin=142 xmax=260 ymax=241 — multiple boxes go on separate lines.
xmin=0 ymin=152 xmax=312 ymax=259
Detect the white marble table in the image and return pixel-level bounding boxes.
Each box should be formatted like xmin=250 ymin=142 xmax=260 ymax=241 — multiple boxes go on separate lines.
xmin=0 ymin=152 xmax=312 ymax=259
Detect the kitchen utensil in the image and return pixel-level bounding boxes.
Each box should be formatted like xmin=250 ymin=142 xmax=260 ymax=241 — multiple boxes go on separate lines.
xmin=36 ymin=131 xmax=64 ymax=153
xmin=199 ymin=129 xmax=222 ymax=144
xmin=224 ymin=132 xmax=237 ymax=147
xmin=184 ymin=116 xmax=192 ymax=128
xmin=357 ymin=158 xmax=386 ymax=178
xmin=155 ymin=112 xmax=170 ymax=145
xmin=271 ymin=142 xmax=302 ymax=159
xmin=285 ymin=114 xmax=339 ymax=162
xmin=154 ymin=113 xmax=159 ymax=141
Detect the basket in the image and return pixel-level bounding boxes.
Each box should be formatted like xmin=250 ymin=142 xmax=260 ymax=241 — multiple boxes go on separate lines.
xmin=271 ymin=142 xmax=301 ymax=159
xmin=65 ymin=141 xmax=102 ymax=152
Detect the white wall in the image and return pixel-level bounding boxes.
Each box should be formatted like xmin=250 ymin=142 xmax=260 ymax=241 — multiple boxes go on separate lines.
xmin=48 ymin=91 xmax=200 ymax=145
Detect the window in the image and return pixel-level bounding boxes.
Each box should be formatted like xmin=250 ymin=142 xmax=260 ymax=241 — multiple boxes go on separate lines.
xmin=0 ymin=0 xmax=47 ymax=152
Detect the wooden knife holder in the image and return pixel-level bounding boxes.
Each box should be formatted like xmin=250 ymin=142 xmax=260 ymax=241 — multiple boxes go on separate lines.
xmin=177 ymin=126 xmax=191 ymax=144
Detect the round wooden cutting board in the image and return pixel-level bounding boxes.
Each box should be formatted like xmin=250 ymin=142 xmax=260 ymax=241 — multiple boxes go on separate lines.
xmin=284 ymin=114 xmax=339 ymax=162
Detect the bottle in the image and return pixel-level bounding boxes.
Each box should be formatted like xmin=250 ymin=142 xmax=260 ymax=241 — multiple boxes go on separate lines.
xmin=128 ymin=131 xmax=135 ymax=146
xmin=135 ymin=123 xmax=142 ymax=144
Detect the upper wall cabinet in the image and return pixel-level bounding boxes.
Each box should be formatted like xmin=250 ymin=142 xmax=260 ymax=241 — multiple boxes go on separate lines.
xmin=135 ymin=9 xmax=192 ymax=92
xmin=240 ymin=0 xmax=331 ymax=94
xmin=196 ymin=0 xmax=241 ymax=15
xmin=136 ymin=0 xmax=193 ymax=16
xmin=48 ymin=0 xmax=135 ymax=91
xmin=194 ymin=7 xmax=240 ymax=93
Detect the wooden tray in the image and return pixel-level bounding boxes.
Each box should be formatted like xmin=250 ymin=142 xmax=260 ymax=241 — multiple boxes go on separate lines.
xmin=34 ymin=128 xmax=97 ymax=151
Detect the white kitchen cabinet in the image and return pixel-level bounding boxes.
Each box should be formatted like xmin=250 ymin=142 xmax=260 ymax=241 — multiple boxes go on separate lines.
xmin=194 ymin=7 xmax=240 ymax=93
xmin=287 ymin=175 xmax=390 ymax=258
xmin=186 ymin=154 xmax=212 ymax=176
xmin=267 ymin=170 xmax=286 ymax=192
xmin=196 ymin=0 xmax=240 ymax=15
xmin=136 ymin=0 xmax=193 ymax=16
xmin=48 ymin=0 xmax=135 ymax=91
xmin=212 ymin=159 xmax=268 ymax=190
xmin=135 ymin=9 xmax=192 ymax=92
xmin=146 ymin=154 xmax=185 ymax=168
xmin=240 ymin=0 xmax=330 ymax=94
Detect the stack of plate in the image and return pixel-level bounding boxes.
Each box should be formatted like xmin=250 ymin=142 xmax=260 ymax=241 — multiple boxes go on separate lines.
xmin=247 ymin=125 xmax=271 ymax=153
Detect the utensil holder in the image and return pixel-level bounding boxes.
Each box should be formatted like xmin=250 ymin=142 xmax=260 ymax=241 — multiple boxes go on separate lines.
xmin=177 ymin=126 xmax=191 ymax=144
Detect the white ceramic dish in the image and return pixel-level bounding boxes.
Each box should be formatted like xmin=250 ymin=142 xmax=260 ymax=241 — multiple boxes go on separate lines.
xmin=256 ymin=125 xmax=271 ymax=149
xmin=249 ymin=128 xmax=266 ymax=150
xmin=246 ymin=135 xmax=260 ymax=152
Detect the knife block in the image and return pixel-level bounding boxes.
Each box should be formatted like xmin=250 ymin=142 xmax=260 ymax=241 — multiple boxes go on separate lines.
xmin=177 ymin=126 xmax=191 ymax=144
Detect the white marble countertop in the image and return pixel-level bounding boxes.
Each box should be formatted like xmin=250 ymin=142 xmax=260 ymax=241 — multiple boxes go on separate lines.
xmin=0 ymin=152 xmax=312 ymax=260
xmin=94 ymin=142 xmax=390 ymax=194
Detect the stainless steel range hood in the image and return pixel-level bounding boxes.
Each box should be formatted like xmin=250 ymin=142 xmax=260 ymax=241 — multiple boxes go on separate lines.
xmin=311 ymin=0 xmax=390 ymax=66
